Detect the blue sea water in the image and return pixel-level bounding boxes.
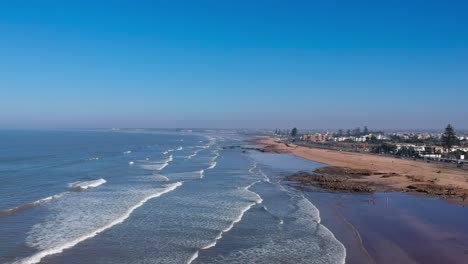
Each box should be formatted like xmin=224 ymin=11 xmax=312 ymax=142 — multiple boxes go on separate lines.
xmin=0 ymin=130 xmax=345 ymax=264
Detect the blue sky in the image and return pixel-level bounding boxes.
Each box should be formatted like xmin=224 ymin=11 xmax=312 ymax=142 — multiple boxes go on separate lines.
xmin=1 ymin=0 xmax=467 ymax=129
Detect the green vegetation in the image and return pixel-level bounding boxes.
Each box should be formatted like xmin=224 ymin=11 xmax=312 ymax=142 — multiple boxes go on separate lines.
xmin=291 ymin=127 xmax=298 ymax=138
xmin=442 ymin=124 xmax=457 ymax=150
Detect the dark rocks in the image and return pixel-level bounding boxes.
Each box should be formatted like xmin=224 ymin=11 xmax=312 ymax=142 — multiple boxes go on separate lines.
xmin=286 ymin=167 xmax=376 ymax=193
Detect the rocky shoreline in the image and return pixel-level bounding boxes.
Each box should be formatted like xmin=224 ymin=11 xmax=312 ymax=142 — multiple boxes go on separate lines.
xmin=286 ymin=167 xmax=380 ymax=193
xmin=250 ymin=137 xmax=468 ymax=204
xmin=286 ymin=166 xmax=468 ymax=203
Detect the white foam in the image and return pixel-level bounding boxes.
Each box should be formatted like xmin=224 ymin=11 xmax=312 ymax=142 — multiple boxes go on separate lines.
xmin=157 ymin=162 xmax=170 ymax=171
xmin=163 ymin=149 xmax=175 ymax=155
xmin=33 ymin=193 xmax=65 ymax=204
xmin=187 ymin=251 xmax=199 ymax=264
xmin=197 ymin=182 xmax=263 ymax=256
xmin=85 ymin=157 xmax=100 ymax=161
xmin=187 ymin=149 xmax=203 ymax=159
xmin=244 ymin=181 xmax=263 ymax=204
xmin=177 ymin=147 xmax=183 ymax=151
xmin=152 ymin=174 xmax=169 ymax=181
xmin=259 ymin=169 xmax=271 ymax=183
xmin=129 ymin=161 xmax=135 ymax=165
xmin=198 ymin=201 xmax=258 ymax=255
xmin=123 ymin=150 xmax=132 ymax=154
xmin=139 ymin=155 xmax=173 ymax=171
xmin=68 ymin=179 xmax=106 ymax=191
xmin=166 ymin=155 xmax=174 ymax=162
xmin=248 ymin=162 xmax=257 ymax=174
xmin=199 ymin=170 xmax=205 ymax=178
xmin=207 ymin=161 xmax=217 ymax=170
xmin=16 ymin=182 xmax=183 ymax=264
xmin=212 ymin=151 xmax=220 ymax=162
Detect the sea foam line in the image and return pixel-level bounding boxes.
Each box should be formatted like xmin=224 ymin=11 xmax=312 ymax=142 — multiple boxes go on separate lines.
xmin=68 ymin=178 xmax=107 ymax=191
xmin=248 ymin=162 xmax=257 ymax=174
xmin=15 ymin=182 xmax=183 ymax=264
xmin=186 ymin=251 xmax=199 ymax=264
xmin=207 ymin=161 xmax=217 ymax=170
xmin=197 ymin=181 xmax=263 ymax=255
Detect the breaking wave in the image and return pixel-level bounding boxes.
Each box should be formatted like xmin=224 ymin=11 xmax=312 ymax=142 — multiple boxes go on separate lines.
xmin=16 ymin=182 xmax=183 ymax=264
xmin=68 ymin=179 xmax=106 ymax=191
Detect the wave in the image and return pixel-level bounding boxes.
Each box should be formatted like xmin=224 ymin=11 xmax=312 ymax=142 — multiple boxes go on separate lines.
xmin=68 ymin=179 xmax=106 ymax=191
xmin=197 ymin=201 xmax=259 ymax=257
xmin=0 ymin=193 xmax=66 ymax=218
xmin=261 ymin=206 xmax=284 ymax=225
xmin=152 ymin=174 xmax=169 ymax=181
xmin=157 ymin=155 xmax=173 ymax=170
xmin=211 ymin=151 xmax=220 ymax=162
xmin=164 ymin=171 xmax=204 ymax=181
xmin=139 ymin=155 xmax=173 ymax=171
xmin=187 ymin=251 xmax=199 ymax=264
xmin=244 ymin=181 xmax=263 ymax=204
xmin=123 ymin=150 xmax=132 ymax=154
xmin=177 ymin=147 xmax=183 ymax=151
xmin=84 ymin=157 xmax=99 ymax=161
xmin=248 ymin=162 xmax=257 ymax=174
xmin=258 ymin=169 xmax=271 ymax=183
xmin=187 ymin=151 xmax=198 ymax=159
xmin=196 ymin=181 xmax=263 ymax=258
xmin=163 ymin=149 xmax=175 ymax=155
xmin=207 ymin=161 xmax=217 ymax=170
xmin=15 ymin=182 xmax=183 ymax=264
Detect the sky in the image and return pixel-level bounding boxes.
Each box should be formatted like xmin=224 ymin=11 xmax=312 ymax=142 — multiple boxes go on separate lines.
xmin=1 ymin=0 xmax=467 ymax=130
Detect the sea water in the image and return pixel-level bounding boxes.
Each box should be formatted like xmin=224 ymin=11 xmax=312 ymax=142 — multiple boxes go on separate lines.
xmin=0 ymin=130 xmax=345 ymax=264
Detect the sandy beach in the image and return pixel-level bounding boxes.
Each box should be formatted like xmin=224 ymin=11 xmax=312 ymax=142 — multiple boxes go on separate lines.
xmin=257 ymin=137 xmax=468 ymax=203
xmin=254 ymin=137 xmax=468 ymax=264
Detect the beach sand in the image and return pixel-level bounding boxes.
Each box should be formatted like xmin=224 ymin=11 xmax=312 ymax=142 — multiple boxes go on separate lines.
xmin=255 ymin=137 xmax=468 ymax=263
xmin=257 ymin=137 xmax=468 ymax=203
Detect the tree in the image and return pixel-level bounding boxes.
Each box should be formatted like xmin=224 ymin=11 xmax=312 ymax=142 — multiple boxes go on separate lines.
xmin=338 ymin=129 xmax=343 ymax=137
xmin=353 ymin=127 xmax=361 ymax=136
xmin=291 ymin=127 xmax=298 ymax=138
xmin=346 ymin=129 xmax=351 ymax=137
xmin=442 ymin=124 xmax=457 ymax=150
xmin=363 ymin=126 xmax=369 ymax=135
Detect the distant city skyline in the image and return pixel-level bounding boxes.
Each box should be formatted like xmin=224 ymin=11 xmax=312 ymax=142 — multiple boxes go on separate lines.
xmin=1 ymin=1 xmax=467 ymax=129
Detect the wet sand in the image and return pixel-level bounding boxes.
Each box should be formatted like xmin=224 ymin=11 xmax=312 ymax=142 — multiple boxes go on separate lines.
xmin=257 ymin=137 xmax=468 ymax=204
xmin=253 ymin=137 xmax=468 ymax=263
xmin=305 ymin=190 xmax=468 ymax=264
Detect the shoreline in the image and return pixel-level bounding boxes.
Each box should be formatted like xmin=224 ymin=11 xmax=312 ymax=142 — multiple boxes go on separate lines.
xmin=250 ymin=137 xmax=468 ymax=264
xmin=255 ymin=137 xmax=468 ymax=205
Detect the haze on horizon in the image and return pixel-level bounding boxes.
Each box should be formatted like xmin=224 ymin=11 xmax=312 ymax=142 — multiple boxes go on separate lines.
xmin=1 ymin=1 xmax=467 ymax=130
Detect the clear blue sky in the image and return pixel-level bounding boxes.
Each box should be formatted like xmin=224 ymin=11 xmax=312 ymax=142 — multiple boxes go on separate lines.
xmin=1 ymin=0 xmax=467 ymax=130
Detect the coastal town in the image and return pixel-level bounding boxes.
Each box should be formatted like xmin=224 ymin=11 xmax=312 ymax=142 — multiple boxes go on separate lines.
xmin=274 ymin=125 xmax=468 ymax=167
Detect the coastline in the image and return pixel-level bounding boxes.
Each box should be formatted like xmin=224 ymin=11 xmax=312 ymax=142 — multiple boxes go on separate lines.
xmin=254 ymin=136 xmax=468 ymax=264
xmin=256 ymin=137 xmax=468 ymax=204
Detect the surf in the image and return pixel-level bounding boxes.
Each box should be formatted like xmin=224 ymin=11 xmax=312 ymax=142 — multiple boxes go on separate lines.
xmin=68 ymin=179 xmax=107 ymax=191
xmin=15 ymin=182 xmax=183 ymax=264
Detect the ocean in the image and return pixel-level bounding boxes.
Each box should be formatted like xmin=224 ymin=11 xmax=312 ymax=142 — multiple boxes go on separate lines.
xmin=0 ymin=130 xmax=345 ymax=264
